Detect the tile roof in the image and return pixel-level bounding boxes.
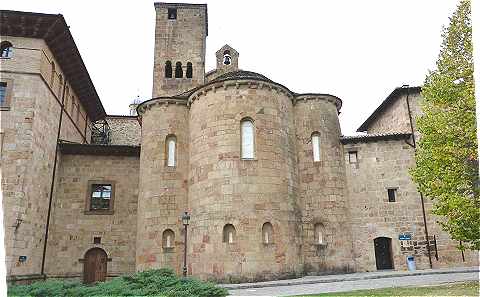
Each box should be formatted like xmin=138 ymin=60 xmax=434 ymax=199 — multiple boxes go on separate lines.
xmin=340 ymin=132 xmax=412 ymax=144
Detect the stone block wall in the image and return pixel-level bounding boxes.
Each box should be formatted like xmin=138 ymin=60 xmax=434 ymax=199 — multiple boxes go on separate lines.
xmin=45 ymin=154 xmax=139 ymax=278
xmin=106 ymin=116 xmax=141 ymax=146
xmin=294 ymin=97 xmax=354 ymax=274
xmin=152 ymin=3 xmax=207 ymax=97
xmin=343 ymin=139 xmax=478 ymax=271
xmin=186 ymin=83 xmax=302 ymax=282
xmin=1 ymin=36 xmax=91 ymax=278
xmin=136 ymin=102 xmax=189 ymax=274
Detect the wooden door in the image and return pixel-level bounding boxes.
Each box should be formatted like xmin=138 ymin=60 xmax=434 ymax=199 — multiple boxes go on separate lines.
xmin=84 ymin=248 xmax=107 ymax=284
xmin=374 ymin=237 xmax=393 ymax=270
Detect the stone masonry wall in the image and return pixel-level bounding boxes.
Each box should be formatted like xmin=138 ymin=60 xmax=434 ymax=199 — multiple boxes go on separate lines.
xmin=106 ymin=116 xmax=141 ymax=146
xmin=1 ymin=36 xmax=91 ymax=277
xmin=152 ymin=4 xmax=207 ymax=97
xmin=45 ymin=154 xmax=139 ymax=278
xmin=343 ymin=139 xmax=478 ymax=271
xmin=294 ymin=98 xmax=354 ymax=274
xmin=187 ymin=82 xmax=302 ymax=282
xmin=136 ymin=103 xmax=189 ymax=274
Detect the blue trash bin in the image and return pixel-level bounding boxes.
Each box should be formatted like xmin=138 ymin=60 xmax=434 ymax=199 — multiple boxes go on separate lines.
xmin=406 ymin=256 xmax=416 ymax=271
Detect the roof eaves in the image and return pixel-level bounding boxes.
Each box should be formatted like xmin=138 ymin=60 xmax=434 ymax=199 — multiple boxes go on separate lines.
xmin=340 ymin=132 xmax=412 ymax=144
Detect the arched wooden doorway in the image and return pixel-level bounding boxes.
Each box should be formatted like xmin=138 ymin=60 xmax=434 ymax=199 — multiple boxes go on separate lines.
xmin=374 ymin=237 xmax=393 ymax=270
xmin=83 ymin=248 xmax=108 ymax=284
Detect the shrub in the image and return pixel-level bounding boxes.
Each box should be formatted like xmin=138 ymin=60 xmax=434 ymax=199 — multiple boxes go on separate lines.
xmin=8 ymin=268 xmax=228 ymax=297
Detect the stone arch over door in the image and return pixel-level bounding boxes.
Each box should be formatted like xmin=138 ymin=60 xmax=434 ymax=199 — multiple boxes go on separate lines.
xmin=374 ymin=237 xmax=393 ymax=270
xmin=83 ymin=247 xmax=108 ymax=284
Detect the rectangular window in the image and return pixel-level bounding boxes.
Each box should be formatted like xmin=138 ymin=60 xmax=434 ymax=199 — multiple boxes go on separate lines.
xmin=168 ymin=8 xmax=177 ymax=19
xmin=86 ymin=181 xmax=115 ymax=214
xmin=93 ymin=237 xmax=101 ymax=244
xmin=0 ymin=82 xmax=6 ymax=106
xmin=387 ymin=188 xmax=397 ymax=202
xmin=348 ymin=151 xmax=358 ymax=163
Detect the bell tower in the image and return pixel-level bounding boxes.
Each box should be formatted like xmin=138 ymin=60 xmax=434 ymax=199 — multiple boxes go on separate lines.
xmin=152 ymin=3 xmax=207 ymax=97
xmin=215 ymin=44 xmax=239 ymax=75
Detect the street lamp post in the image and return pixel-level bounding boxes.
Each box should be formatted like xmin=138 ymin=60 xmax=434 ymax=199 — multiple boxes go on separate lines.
xmin=181 ymin=211 xmax=190 ymax=277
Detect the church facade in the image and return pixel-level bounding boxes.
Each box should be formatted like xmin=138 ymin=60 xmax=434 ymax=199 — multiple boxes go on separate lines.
xmin=0 ymin=3 xmax=477 ymax=284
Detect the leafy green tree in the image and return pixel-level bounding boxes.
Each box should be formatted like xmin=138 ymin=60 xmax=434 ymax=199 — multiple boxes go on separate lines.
xmin=412 ymin=0 xmax=479 ymax=250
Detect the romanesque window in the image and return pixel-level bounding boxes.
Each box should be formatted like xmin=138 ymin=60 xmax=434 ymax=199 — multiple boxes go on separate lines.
xmin=168 ymin=8 xmax=177 ymax=20
xmin=0 ymin=41 xmax=13 ymax=58
xmin=166 ymin=135 xmax=176 ymax=167
xmin=175 ymin=62 xmax=183 ymax=78
xmin=165 ymin=61 xmax=172 ymax=78
xmin=162 ymin=229 xmax=175 ymax=248
xmin=312 ymin=132 xmax=321 ymax=162
xmin=262 ymin=222 xmax=273 ymax=244
xmin=314 ymin=223 xmax=326 ymax=245
xmin=50 ymin=61 xmax=56 ymax=86
xmin=241 ymin=118 xmax=255 ymax=159
xmin=387 ymin=188 xmax=397 ymax=202
xmin=86 ymin=181 xmax=115 ymax=214
xmin=223 ymin=224 xmax=236 ymax=244
xmin=186 ymin=62 xmax=193 ymax=78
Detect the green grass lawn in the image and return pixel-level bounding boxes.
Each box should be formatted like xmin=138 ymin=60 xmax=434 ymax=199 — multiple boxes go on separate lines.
xmin=294 ymin=281 xmax=479 ymax=296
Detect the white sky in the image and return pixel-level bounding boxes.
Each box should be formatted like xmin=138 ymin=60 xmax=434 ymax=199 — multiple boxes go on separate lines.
xmin=3 ymin=0 xmax=462 ymax=135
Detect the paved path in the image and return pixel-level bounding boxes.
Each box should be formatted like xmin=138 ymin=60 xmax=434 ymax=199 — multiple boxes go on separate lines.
xmin=226 ymin=267 xmax=479 ymax=296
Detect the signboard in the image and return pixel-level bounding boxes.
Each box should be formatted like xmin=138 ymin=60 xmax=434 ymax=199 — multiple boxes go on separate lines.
xmin=399 ymin=233 xmax=412 ymax=241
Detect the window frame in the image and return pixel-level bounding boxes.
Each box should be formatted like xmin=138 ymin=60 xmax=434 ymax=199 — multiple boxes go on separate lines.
xmin=348 ymin=151 xmax=358 ymax=164
xmin=240 ymin=118 xmax=256 ymax=160
xmin=165 ymin=134 xmax=177 ymax=167
xmin=387 ymin=188 xmax=397 ymax=202
xmin=85 ymin=180 xmax=116 ymax=215
xmin=0 ymin=79 xmax=14 ymax=110
xmin=311 ymin=132 xmax=321 ymax=162
xmin=162 ymin=229 xmax=175 ymax=251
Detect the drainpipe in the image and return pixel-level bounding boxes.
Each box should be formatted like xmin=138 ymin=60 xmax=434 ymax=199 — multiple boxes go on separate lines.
xmin=40 ymin=77 xmax=67 ymax=276
xmin=403 ymin=84 xmax=433 ymax=269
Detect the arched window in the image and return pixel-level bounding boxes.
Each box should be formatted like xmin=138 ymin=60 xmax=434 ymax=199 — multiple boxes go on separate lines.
xmin=50 ymin=61 xmax=56 ymax=86
xmin=162 ymin=229 xmax=175 ymax=248
xmin=314 ymin=223 xmax=326 ymax=245
xmin=241 ymin=119 xmax=255 ymax=159
xmin=0 ymin=41 xmax=13 ymax=58
xmin=165 ymin=61 xmax=172 ymax=78
xmin=166 ymin=135 xmax=176 ymax=167
xmin=223 ymin=224 xmax=236 ymax=244
xmin=58 ymin=74 xmax=63 ymax=95
xmin=262 ymin=222 xmax=273 ymax=244
xmin=186 ymin=62 xmax=193 ymax=78
xmin=223 ymin=50 xmax=231 ymax=65
xmin=311 ymin=132 xmax=321 ymax=162
xmin=175 ymin=62 xmax=183 ymax=78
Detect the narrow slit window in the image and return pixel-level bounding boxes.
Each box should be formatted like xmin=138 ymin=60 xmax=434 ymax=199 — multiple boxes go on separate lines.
xmin=312 ymin=133 xmax=320 ymax=162
xmin=166 ymin=135 xmax=176 ymax=167
xmin=162 ymin=229 xmax=175 ymax=248
xmin=241 ymin=119 xmax=255 ymax=159
xmin=186 ymin=62 xmax=193 ymax=78
xmin=223 ymin=224 xmax=236 ymax=244
xmin=175 ymin=62 xmax=183 ymax=78
xmin=314 ymin=223 xmax=325 ymax=245
xmin=262 ymin=222 xmax=273 ymax=244
xmin=165 ymin=61 xmax=172 ymax=78
xmin=387 ymin=188 xmax=397 ymax=202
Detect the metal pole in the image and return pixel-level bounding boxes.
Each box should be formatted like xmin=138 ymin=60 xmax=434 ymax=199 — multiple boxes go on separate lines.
xmin=404 ymin=85 xmax=433 ymax=268
xmin=183 ymin=224 xmax=188 ymax=277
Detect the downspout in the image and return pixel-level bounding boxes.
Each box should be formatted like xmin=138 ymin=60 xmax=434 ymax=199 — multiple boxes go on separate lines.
xmin=40 ymin=77 xmax=67 ymax=276
xmin=403 ymin=84 xmax=433 ymax=269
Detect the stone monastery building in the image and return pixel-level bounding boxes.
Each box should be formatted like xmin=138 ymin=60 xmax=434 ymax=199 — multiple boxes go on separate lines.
xmin=0 ymin=3 xmax=478 ymax=284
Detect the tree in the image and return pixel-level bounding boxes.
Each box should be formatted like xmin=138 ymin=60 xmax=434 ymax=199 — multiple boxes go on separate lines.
xmin=411 ymin=0 xmax=479 ymax=250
